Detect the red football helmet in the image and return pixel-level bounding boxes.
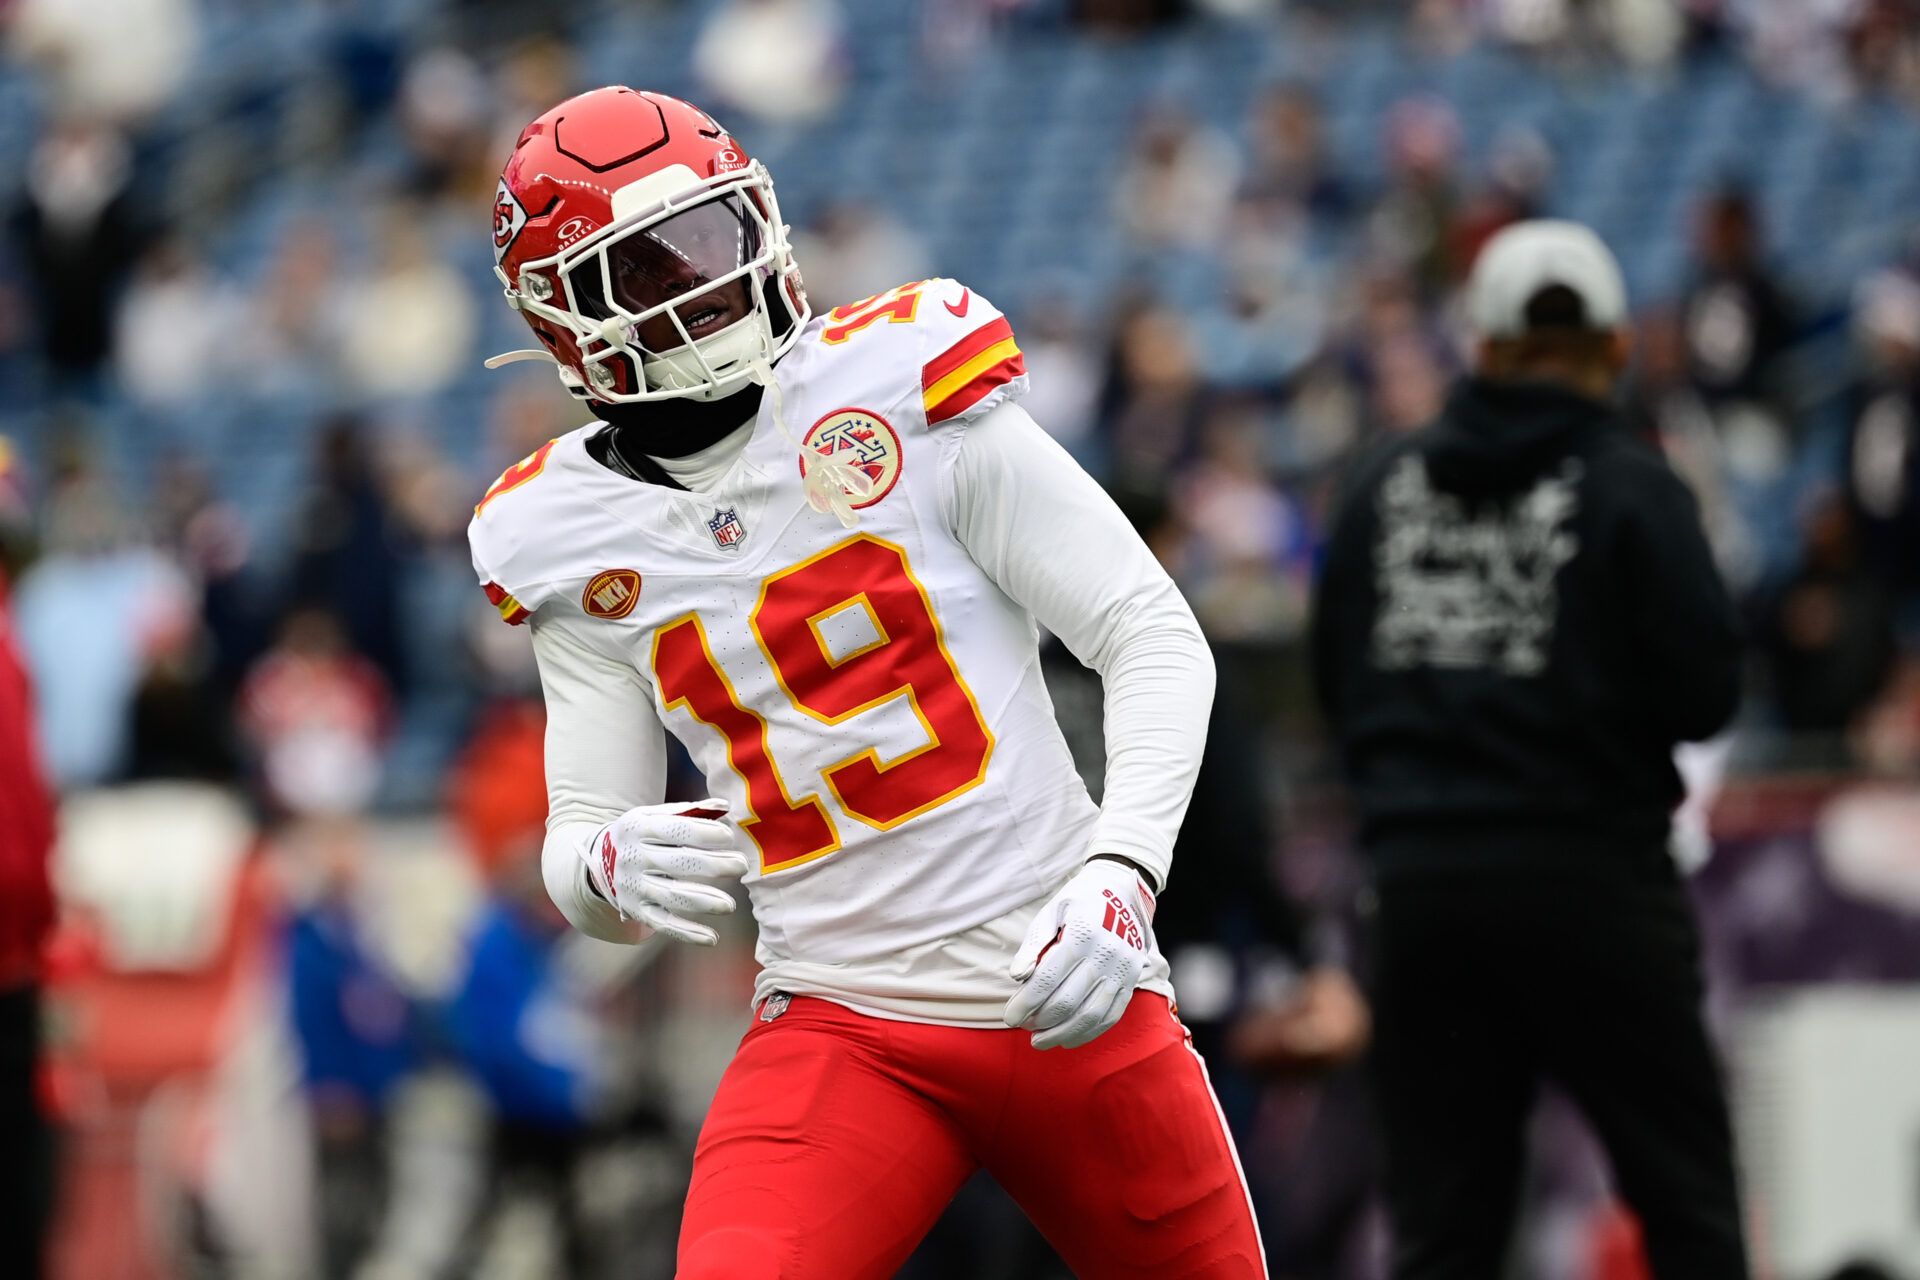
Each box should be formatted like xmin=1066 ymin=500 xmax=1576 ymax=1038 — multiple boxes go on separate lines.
xmin=486 ymin=86 xmax=808 ymax=404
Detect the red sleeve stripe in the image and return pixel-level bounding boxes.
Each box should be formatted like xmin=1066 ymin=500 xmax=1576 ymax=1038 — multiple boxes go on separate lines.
xmin=926 ymin=349 xmax=1027 ymax=425
xmin=483 ymin=581 xmax=531 ymax=626
xmin=922 ymin=316 xmax=1015 ymax=394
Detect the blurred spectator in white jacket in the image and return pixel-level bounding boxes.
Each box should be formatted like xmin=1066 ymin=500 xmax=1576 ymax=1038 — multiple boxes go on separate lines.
xmin=115 ymin=237 xmax=246 ymax=408
xmin=694 ymin=0 xmax=849 ymax=125
xmin=9 ymin=0 xmax=196 ymax=122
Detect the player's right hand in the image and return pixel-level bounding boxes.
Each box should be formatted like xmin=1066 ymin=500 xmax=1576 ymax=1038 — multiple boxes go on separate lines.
xmin=583 ymin=800 xmax=749 ymax=946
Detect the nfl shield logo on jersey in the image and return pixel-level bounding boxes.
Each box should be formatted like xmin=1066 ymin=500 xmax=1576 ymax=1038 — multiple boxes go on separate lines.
xmin=708 ymin=506 xmax=748 ymax=551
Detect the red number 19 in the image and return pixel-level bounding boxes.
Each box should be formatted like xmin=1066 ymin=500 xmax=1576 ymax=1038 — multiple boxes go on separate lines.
xmin=651 ymin=535 xmax=994 ymax=873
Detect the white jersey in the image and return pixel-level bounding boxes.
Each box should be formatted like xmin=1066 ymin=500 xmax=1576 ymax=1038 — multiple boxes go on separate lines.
xmin=469 ymin=279 xmax=1211 ymax=1024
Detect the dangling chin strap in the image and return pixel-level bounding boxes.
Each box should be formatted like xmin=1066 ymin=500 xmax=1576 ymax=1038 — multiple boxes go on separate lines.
xmin=750 ymin=357 xmax=873 ymax=529
xmin=482 ymin=349 xmax=557 ymax=369
xmin=483 ymin=347 xmax=591 ymax=400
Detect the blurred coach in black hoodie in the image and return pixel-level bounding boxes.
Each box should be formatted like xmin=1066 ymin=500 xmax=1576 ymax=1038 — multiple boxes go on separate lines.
xmin=1313 ymin=221 xmax=1749 ymax=1280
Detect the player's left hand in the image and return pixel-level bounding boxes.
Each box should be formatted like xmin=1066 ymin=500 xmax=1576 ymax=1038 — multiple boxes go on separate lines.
xmin=1004 ymin=857 xmax=1156 ymax=1050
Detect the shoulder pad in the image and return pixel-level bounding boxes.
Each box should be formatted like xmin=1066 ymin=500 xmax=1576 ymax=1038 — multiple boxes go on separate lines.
xmin=801 ymin=279 xmax=1027 ymax=431
xmin=912 ymin=278 xmax=1027 ymax=428
xmin=468 ymin=436 xmax=565 ymax=626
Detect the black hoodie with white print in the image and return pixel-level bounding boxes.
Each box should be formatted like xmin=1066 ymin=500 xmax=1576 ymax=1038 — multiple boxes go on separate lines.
xmin=1311 ymin=377 xmax=1742 ymax=875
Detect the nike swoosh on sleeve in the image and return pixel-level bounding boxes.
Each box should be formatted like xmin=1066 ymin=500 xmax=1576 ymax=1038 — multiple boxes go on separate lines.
xmin=945 ymin=287 xmax=971 ymax=318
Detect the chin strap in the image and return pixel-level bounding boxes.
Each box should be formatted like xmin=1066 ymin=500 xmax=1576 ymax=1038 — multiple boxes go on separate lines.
xmin=750 ymin=357 xmax=873 ymax=529
xmin=482 ymin=348 xmax=558 ymax=369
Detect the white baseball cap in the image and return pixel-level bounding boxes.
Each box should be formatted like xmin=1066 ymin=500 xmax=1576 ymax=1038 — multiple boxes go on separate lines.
xmin=1465 ymin=219 xmax=1628 ymax=339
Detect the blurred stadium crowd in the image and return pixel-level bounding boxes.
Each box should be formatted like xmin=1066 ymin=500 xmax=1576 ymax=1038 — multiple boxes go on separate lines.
xmin=6 ymin=1 xmax=1920 ymax=1278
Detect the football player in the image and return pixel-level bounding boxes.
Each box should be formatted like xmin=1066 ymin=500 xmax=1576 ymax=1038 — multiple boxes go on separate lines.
xmin=471 ymin=86 xmax=1264 ymax=1278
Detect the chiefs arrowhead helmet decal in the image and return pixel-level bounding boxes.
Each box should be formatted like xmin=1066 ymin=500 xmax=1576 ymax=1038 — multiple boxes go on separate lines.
xmin=492 ymin=178 xmax=529 ymax=264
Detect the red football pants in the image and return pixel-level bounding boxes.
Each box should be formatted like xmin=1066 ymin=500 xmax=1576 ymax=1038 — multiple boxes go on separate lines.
xmin=676 ymin=991 xmax=1265 ymax=1279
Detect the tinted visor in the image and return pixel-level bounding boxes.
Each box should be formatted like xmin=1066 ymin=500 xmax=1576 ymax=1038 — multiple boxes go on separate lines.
xmin=570 ymin=194 xmax=762 ymax=347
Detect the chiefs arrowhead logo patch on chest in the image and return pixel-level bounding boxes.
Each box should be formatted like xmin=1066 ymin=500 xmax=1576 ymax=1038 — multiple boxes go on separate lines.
xmin=799 ymin=408 xmax=903 ymax=511
xmin=582 ymin=568 xmax=641 ymax=619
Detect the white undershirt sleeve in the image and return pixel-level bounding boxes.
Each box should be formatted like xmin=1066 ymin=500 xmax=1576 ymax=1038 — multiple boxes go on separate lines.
xmin=943 ymin=400 xmax=1215 ymax=892
xmin=531 ymin=609 xmax=669 ymax=943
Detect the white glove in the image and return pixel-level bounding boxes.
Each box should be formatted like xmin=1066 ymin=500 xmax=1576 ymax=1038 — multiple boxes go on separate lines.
xmin=1004 ymin=858 xmax=1157 ymax=1050
xmin=584 ymin=799 xmax=749 ymax=946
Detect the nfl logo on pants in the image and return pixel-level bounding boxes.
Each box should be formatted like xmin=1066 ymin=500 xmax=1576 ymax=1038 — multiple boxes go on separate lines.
xmin=708 ymin=507 xmax=747 ymax=550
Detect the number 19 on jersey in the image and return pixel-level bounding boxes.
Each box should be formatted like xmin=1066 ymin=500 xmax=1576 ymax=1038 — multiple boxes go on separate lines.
xmin=652 ymin=534 xmax=994 ymax=873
